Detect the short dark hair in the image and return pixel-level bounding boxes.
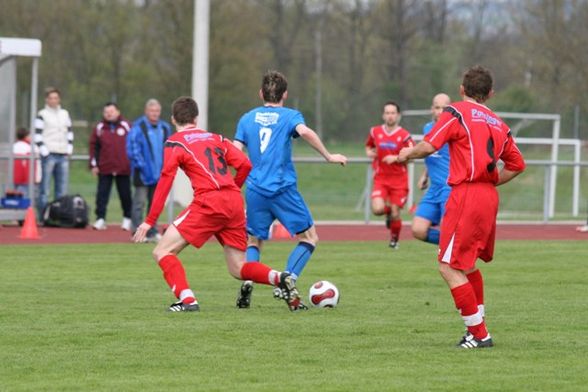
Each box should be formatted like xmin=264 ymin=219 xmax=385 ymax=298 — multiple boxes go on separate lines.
xmin=104 ymin=101 xmax=119 ymax=109
xmin=45 ymin=87 xmax=60 ymax=98
xmin=16 ymin=127 xmax=29 ymax=140
xmin=172 ymin=96 xmax=199 ymax=125
xmin=462 ymin=65 xmax=493 ymax=102
xmin=261 ymin=70 xmax=288 ymax=103
xmin=383 ymin=100 xmax=401 ymax=113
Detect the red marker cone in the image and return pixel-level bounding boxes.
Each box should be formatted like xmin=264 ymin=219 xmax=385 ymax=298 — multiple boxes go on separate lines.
xmin=19 ymin=207 xmax=40 ymax=240
xmin=272 ymin=222 xmax=292 ymax=239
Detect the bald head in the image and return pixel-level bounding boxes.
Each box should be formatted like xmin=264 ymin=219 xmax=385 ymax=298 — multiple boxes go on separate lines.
xmin=431 ymin=93 xmax=451 ymax=121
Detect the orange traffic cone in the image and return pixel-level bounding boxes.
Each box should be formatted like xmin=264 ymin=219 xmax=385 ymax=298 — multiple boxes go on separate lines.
xmin=272 ymin=222 xmax=292 ymax=239
xmin=19 ymin=207 xmax=40 ymax=240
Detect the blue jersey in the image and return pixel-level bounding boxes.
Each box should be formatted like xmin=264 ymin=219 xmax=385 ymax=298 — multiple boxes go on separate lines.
xmin=423 ymin=121 xmax=450 ymax=188
xmin=235 ymin=106 xmax=305 ymax=196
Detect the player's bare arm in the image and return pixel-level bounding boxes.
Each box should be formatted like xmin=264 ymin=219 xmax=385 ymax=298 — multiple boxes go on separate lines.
xmin=398 ymin=141 xmax=436 ymax=163
xmin=381 ymin=154 xmax=399 ymax=164
xmin=233 ymin=139 xmax=245 ymax=151
xmin=365 ymin=146 xmax=377 ymax=159
xmin=496 ymin=168 xmax=523 ymax=186
xmin=418 ymin=168 xmax=429 ymax=190
xmin=296 ymin=123 xmax=347 ymax=166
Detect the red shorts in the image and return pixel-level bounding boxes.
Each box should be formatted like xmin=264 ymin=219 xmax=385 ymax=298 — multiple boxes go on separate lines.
xmin=438 ymin=182 xmax=498 ymax=270
xmin=173 ymin=190 xmax=247 ymax=251
xmin=371 ymin=180 xmax=408 ymax=208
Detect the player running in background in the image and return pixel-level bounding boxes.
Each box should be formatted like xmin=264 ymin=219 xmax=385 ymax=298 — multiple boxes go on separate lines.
xmin=365 ymin=101 xmax=414 ymax=249
xmin=133 ymin=96 xmax=303 ymax=312
xmin=412 ymin=93 xmax=452 ymax=245
xmin=233 ymin=70 xmax=347 ymax=309
xmin=398 ymin=66 xmax=526 ymax=348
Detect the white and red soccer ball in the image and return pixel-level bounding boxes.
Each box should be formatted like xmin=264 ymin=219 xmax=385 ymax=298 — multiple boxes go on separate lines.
xmin=308 ymin=280 xmax=340 ymax=308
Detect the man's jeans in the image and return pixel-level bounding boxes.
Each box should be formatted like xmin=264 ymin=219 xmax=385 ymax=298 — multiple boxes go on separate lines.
xmin=131 ymin=184 xmax=158 ymax=237
xmin=38 ymin=153 xmax=69 ymax=216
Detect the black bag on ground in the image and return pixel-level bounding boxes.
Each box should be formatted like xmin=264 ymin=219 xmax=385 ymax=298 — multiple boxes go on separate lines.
xmin=43 ymin=194 xmax=89 ymax=228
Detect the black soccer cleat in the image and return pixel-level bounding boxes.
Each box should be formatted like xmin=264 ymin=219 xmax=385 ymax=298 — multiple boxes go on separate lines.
xmin=236 ymin=280 xmax=254 ymax=309
xmin=278 ymin=272 xmax=307 ymax=312
xmin=168 ymin=300 xmax=200 ymax=312
xmin=389 ymin=238 xmax=399 ymax=250
xmin=457 ymin=332 xmax=493 ymax=349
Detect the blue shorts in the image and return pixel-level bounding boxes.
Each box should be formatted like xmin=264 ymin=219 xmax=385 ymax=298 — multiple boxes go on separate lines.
xmin=245 ymin=186 xmax=314 ymax=240
xmin=415 ymin=185 xmax=451 ymax=226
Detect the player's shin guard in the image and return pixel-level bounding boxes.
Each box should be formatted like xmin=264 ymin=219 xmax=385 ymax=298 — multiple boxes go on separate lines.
xmin=450 ymin=282 xmax=488 ymax=340
xmin=158 ymin=254 xmax=196 ymax=304
xmin=285 ymin=242 xmax=315 ymax=281
xmin=467 ymin=269 xmax=485 ymax=317
xmin=246 ymin=245 xmax=260 ymax=262
xmin=426 ymin=228 xmax=440 ymax=244
xmin=390 ymin=219 xmax=402 ymax=240
xmin=240 ymin=262 xmax=280 ymax=286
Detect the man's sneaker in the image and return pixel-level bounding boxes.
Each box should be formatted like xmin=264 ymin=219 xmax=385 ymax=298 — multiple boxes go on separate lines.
xmin=278 ymin=272 xmax=307 ymax=311
xmin=272 ymin=286 xmax=284 ymax=299
xmin=576 ymin=224 xmax=588 ymax=233
xmin=385 ymin=213 xmax=391 ymax=229
xmin=236 ymin=280 xmax=254 ymax=309
xmin=168 ymin=300 xmax=200 ymax=312
xmin=457 ymin=332 xmax=493 ymax=349
xmin=93 ymin=218 xmax=107 ymax=230
xmin=146 ymin=233 xmax=162 ymax=243
xmin=389 ymin=238 xmax=399 ymax=250
xmin=121 ymin=217 xmax=132 ymax=231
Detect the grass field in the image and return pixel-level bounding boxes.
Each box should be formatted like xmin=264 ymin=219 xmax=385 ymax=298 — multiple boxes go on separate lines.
xmin=1 ymin=240 xmax=586 ymax=391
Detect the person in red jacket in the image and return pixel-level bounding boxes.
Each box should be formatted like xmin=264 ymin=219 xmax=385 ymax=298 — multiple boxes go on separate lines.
xmin=133 ymin=96 xmax=303 ymax=312
xmin=89 ymin=102 xmax=132 ymax=231
xmin=399 ymin=66 xmax=526 ymax=348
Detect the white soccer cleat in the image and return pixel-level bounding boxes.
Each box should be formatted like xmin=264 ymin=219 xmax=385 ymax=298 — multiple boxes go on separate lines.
xmin=576 ymin=224 xmax=588 ymax=233
xmin=93 ymin=218 xmax=107 ymax=230
xmin=121 ymin=217 xmax=132 ymax=231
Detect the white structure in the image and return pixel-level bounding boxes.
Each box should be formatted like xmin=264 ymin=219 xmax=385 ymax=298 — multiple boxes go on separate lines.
xmin=0 ymin=37 xmax=42 ymax=221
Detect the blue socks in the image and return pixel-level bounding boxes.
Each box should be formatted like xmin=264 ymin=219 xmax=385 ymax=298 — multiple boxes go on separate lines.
xmin=246 ymin=245 xmax=260 ymax=262
xmin=426 ymin=228 xmax=440 ymax=244
xmin=285 ymin=242 xmax=315 ymax=280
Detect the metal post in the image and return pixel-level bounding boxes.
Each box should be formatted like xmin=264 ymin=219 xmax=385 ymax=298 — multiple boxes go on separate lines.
xmin=548 ymin=117 xmax=560 ymax=218
xmin=28 ymin=58 xmax=38 ymax=205
xmin=543 ymin=164 xmax=550 ymax=223
xmin=192 ymin=0 xmax=209 ymax=129
xmin=314 ymin=27 xmax=323 ymax=138
xmin=572 ymin=141 xmax=581 ymax=217
xmin=364 ymin=165 xmax=372 ymax=223
xmin=6 ymin=58 xmax=16 ymax=193
xmin=407 ymin=161 xmax=415 ymax=209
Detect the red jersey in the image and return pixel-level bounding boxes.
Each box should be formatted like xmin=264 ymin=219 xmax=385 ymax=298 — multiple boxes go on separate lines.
xmin=365 ymin=125 xmax=414 ymax=186
xmin=145 ymin=127 xmax=252 ymax=226
xmin=424 ymin=101 xmax=526 ymax=186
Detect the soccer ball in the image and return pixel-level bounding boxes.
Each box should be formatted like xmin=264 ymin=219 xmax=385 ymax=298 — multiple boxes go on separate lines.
xmin=308 ymin=281 xmax=340 ymax=308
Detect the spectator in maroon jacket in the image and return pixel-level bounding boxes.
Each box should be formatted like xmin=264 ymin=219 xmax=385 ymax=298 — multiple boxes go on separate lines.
xmin=89 ymin=102 xmax=132 ymax=230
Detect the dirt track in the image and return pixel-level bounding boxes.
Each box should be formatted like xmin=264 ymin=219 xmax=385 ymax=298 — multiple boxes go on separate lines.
xmin=1 ymin=222 xmax=586 ymax=245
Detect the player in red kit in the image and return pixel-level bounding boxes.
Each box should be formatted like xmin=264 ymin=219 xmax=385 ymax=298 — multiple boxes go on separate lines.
xmin=399 ymin=66 xmax=526 ymax=348
xmin=365 ymin=101 xmax=414 ymax=249
xmin=133 ymin=97 xmax=303 ymax=312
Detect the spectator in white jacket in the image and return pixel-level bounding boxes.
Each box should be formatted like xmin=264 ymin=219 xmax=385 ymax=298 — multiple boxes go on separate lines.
xmin=34 ymin=87 xmax=73 ymax=216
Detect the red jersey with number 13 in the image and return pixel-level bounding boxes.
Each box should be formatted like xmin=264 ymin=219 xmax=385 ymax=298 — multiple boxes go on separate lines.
xmin=145 ymin=127 xmax=251 ymax=226
xmin=424 ymin=101 xmax=525 ymax=186
xmin=365 ymin=125 xmax=414 ymax=187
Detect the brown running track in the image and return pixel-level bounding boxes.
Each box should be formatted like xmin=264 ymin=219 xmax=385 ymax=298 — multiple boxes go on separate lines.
xmin=1 ymin=223 xmax=586 ymax=245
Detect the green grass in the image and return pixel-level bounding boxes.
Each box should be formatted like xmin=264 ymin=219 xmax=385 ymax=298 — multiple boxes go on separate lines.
xmin=1 ymin=241 xmax=586 ymax=391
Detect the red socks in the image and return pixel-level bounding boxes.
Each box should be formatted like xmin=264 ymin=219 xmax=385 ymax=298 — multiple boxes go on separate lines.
xmin=390 ymin=219 xmax=402 ymax=240
xmin=158 ymin=255 xmax=196 ymax=304
xmin=467 ymin=269 xmax=485 ymax=317
xmin=450 ymin=282 xmax=488 ymax=340
xmin=384 ymin=206 xmax=391 ymax=216
xmin=240 ymin=262 xmax=280 ymax=285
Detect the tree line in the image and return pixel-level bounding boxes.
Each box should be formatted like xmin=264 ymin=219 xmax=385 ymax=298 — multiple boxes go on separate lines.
xmin=2 ymin=0 xmax=587 ymax=142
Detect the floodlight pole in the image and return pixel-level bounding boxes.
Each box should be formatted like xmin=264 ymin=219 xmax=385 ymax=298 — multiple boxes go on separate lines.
xmin=192 ymin=0 xmax=210 ymax=130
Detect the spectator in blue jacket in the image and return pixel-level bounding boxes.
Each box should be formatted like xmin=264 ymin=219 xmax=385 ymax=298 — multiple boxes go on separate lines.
xmin=126 ymin=99 xmax=172 ymax=241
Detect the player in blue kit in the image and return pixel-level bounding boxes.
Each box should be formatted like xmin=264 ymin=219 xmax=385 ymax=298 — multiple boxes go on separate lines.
xmin=412 ymin=93 xmax=452 ymax=244
xmin=233 ymin=70 xmax=348 ymax=309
